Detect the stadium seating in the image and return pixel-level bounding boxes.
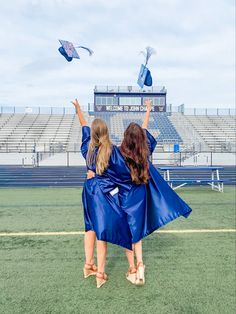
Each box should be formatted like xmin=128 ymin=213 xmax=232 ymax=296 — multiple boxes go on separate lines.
xmin=0 ymin=113 xmax=74 ymax=152
xmin=67 ymin=113 xmax=93 ymax=151
xmin=93 ymin=112 xmax=182 ymax=146
xmin=0 ymin=111 xmax=235 ymax=153
xmin=169 ymin=114 xmax=235 ymax=152
xmin=0 ymin=165 xmax=234 ymax=187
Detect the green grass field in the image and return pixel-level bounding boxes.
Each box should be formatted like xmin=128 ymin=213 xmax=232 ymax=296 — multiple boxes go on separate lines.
xmin=0 ymin=187 xmax=235 ymax=314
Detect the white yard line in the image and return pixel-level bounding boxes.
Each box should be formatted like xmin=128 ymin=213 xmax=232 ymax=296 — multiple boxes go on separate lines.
xmin=154 ymin=229 xmax=236 ymax=233
xmin=0 ymin=229 xmax=235 ymax=237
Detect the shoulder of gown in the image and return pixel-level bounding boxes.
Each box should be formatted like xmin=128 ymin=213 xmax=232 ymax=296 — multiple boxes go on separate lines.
xmin=144 ymin=129 xmax=157 ymax=154
xmin=81 ymin=126 xmax=91 ymax=159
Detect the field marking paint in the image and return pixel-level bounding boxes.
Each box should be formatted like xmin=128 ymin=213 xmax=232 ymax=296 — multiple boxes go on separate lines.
xmin=0 ymin=229 xmax=235 ymax=237
xmin=0 ymin=231 xmax=85 ymax=237
xmin=154 ymin=229 xmax=236 ymax=233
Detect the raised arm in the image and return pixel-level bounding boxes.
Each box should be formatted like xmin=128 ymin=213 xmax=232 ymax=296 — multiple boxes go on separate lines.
xmin=142 ymin=99 xmax=152 ymax=129
xmin=71 ymin=99 xmax=87 ymax=126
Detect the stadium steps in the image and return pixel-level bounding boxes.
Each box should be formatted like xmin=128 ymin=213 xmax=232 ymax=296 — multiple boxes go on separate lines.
xmin=0 ymin=165 xmax=234 ymax=187
xmin=0 ymin=166 xmax=87 ymax=187
xmin=1 ymin=112 xmax=235 ymax=153
xmin=0 ymin=113 xmax=14 ymax=129
xmin=67 ymin=113 xmax=93 ymax=151
xmin=168 ymin=113 xmax=208 ymax=151
xmin=184 ymin=115 xmax=235 ymax=152
xmin=92 ymin=112 xmax=182 ymax=145
xmin=16 ymin=113 xmax=40 ymax=150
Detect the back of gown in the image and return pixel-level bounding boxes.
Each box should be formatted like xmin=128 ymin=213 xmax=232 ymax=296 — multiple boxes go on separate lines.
xmin=81 ymin=125 xmax=192 ymax=248
xmin=81 ymin=126 xmax=133 ymax=250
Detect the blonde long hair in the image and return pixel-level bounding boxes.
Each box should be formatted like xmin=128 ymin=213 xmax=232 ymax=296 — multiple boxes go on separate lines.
xmin=86 ymin=119 xmax=112 ymax=175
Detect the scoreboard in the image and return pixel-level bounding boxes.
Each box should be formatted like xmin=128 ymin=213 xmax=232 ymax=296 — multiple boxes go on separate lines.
xmin=94 ymin=88 xmax=167 ymax=112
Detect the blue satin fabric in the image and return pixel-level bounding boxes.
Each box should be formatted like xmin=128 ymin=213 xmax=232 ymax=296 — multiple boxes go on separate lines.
xmin=81 ymin=126 xmax=133 ymax=249
xmin=119 ymin=163 xmax=192 ymax=243
xmin=81 ymin=126 xmax=192 ymax=250
xmin=82 ymin=177 xmax=132 ymax=249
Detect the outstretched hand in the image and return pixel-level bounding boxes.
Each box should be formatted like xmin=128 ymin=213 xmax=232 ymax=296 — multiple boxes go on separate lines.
xmin=144 ymin=99 xmax=152 ymax=111
xmin=71 ymin=98 xmax=87 ymax=126
xmin=71 ymin=98 xmax=80 ymax=110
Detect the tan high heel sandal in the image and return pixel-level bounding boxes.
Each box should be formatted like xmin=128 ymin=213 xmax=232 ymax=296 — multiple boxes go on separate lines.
xmin=83 ymin=263 xmax=97 ymax=278
xmin=136 ymin=262 xmax=145 ymax=286
xmin=126 ymin=266 xmax=137 ymax=284
xmin=96 ymin=272 xmax=108 ymax=288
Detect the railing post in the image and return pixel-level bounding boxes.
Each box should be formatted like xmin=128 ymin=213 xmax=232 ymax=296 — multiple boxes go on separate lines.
xmin=67 ymin=151 xmax=69 ymax=167
xmin=180 ymin=152 xmax=181 ymax=166
xmin=36 ymin=152 xmax=39 ymax=167
xmin=211 ymin=152 xmax=213 ymax=166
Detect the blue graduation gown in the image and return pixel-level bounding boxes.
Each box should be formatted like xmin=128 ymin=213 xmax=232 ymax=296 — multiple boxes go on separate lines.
xmin=118 ymin=130 xmax=192 ymax=243
xmin=81 ymin=126 xmax=192 ymax=249
xmin=81 ymin=126 xmax=133 ymax=250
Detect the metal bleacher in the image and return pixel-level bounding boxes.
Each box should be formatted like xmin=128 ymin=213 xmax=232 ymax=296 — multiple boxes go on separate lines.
xmin=0 ymin=111 xmax=235 ymax=153
xmin=169 ymin=113 xmax=235 ymax=152
xmin=0 ymin=165 xmax=234 ymax=187
xmin=0 ymin=109 xmax=235 ymax=187
xmin=93 ymin=112 xmax=182 ymax=147
xmin=0 ymin=113 xmax=74 ymax=152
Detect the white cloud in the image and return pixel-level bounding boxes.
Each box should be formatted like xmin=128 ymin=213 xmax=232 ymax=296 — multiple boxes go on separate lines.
xmin=0 ymin=0 xmax=235 ymax=108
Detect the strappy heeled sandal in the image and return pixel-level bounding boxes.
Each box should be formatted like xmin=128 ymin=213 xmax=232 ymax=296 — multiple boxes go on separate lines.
xmin=96 ymin=272 xmax=108 ymax=288
xmin=136 ymin=262 xmax=145 ymax=286
xmin=83 ymin=263 xmax=97 ymax=278
xmin=126 ymin=266 xmax=137 ymax=284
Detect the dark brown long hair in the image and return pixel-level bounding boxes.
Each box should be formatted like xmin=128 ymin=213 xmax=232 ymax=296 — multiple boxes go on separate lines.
xmin=120 ymin=123 xmax=149 ymax=184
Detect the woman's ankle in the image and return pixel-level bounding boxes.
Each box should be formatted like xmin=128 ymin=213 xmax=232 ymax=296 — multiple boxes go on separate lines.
xmin=85 ymin=259 xmax=95 ymax=266
xmin=97 ymin=268 xmax=105 ymax=274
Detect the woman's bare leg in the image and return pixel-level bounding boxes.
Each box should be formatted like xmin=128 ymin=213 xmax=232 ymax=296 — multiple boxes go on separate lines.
xmin=97 ymin=240 xmax=107 ymax=273
xmin=125 ymin=245 xmax=137 ymax=284
xmin=125 ymin=245 xmax=135 ymax=267
xmin=84 ymin=230 xmax=96 ymax=265
xmin=134 ymin=240 xmax=145 ymax=285
xmin=134 ymin=240 xmax=143 ymax=265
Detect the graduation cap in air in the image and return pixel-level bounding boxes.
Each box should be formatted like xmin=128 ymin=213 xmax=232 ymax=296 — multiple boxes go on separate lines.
xmin=58 ymin=39 xmax=93 ymax=62
xmin=137 ymin=46 xmax=155 ymax=88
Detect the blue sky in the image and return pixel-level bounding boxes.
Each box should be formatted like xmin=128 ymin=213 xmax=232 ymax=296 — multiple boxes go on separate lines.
xmin=0 ymin=0 xmax=235 ymax=108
